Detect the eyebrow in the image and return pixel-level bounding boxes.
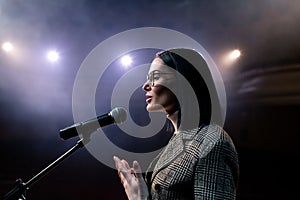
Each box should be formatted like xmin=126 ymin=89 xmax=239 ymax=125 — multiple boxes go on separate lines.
xmin=149 ymin=70 xmax=161 ymax=74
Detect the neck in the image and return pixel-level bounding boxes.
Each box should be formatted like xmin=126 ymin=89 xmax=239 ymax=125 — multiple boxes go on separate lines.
xmin=167 ymin=110 xmax=179 ymax=134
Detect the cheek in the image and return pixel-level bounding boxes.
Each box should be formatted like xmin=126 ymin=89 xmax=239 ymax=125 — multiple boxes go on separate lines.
xmin=153 ymin=85 xmax=177 ymax=104
xmin=152 ymin=85 xmax=170 ymax=100
xmin=152 ymin=85 xmax=164 ymax=97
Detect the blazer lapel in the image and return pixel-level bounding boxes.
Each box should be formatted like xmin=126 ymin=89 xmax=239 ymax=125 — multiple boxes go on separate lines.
xmin=150 ymin=128 xmax=201 ymax=183
xmin=150 ymin=133 xmax=185 ymax=182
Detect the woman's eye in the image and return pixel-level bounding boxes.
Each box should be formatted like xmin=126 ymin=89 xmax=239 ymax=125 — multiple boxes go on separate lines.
xmin=153 ymin=74 xmax=160 ymax=80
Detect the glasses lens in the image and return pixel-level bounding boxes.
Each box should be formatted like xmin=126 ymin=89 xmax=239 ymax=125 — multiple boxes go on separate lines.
xmin=146 ymin=72 xmax=153 ymax=86
xmin=150 ymin=72 xmax=154 ymax=86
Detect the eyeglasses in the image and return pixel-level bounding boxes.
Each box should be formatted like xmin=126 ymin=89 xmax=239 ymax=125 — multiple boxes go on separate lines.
xmin=146 ymin=71 xmax=174 ymax=86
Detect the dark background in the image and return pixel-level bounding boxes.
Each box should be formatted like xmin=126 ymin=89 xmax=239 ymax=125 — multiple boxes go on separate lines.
xmin=1 ymin=0 xmax=300 ymax=199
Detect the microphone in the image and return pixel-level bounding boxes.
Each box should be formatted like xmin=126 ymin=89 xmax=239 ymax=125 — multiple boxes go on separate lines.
xmin=59 ymin=107 xmax=127 ymax=140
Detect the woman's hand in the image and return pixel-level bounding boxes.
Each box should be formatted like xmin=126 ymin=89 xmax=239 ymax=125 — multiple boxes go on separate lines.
xmin=113 ymin=156 xmax=149 ymax=200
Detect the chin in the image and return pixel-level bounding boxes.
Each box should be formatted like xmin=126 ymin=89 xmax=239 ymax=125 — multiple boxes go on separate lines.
xmin=146 ymin=103 xmax=165 ymax=113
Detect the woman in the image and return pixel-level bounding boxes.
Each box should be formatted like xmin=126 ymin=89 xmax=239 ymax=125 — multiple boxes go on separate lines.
xmin=114 ymin=48 xmax=239 ymax=200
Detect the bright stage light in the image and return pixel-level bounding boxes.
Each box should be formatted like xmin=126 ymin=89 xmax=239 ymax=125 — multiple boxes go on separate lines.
xmin=2 ymin=42 xmax=14 ymax=52
xmin=221 ymin=48 xmax=242 ymax=68
xmin=47 ymin=50 xmax=59 ymax=62
xmin=229 ymin=49 xmax=241 ymax=60
xmin=121 ymin=55 xmax=132 ymax=67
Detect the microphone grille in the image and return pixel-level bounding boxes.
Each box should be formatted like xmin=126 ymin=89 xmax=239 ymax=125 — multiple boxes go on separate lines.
xmin=110 ymin=107 xmax=127 ymax=124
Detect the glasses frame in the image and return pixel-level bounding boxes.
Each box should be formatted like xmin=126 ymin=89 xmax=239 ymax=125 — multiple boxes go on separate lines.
xmin=146 ymin=71 xmax=174 ymax=86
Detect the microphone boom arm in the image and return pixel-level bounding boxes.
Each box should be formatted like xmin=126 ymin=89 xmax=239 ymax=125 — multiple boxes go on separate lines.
xmin=1 ymin=138 xmax=88 ymax=200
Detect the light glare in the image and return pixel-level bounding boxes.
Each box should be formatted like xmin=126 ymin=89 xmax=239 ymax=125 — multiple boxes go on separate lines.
xmin=47 ymin=50 xmax=59 ymax=62
xmin=229 ymin=49 xmax=241 ymax=60
xmin=2 ymin=42 xmax=14 ymax=52
xmin=121 ymin=55 xmax=132 ymax=67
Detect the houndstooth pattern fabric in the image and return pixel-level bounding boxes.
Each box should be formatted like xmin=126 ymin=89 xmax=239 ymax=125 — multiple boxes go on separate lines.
xmin=145 ymin=124 xmax=239 ymax=200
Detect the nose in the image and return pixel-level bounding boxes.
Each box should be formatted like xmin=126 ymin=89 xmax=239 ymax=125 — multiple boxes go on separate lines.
xmin=142 ymin=80 xmax=151 ymax=92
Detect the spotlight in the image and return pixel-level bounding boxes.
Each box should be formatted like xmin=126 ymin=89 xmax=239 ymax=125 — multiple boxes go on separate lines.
xmin=47 ymin=50 xmax=59 ymax=62
xmin=229 ymin=49 xmax=241 ymax=60
xmin=2 ymin=42 xmax=14 ymax=52
xmin=121 ymin=55 xmax=132 ymax=67
xmin=221 ymin=48 xmax=242 ymax=68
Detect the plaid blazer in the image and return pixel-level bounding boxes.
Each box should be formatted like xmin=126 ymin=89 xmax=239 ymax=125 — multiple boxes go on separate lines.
xmin=145 ymin=124 xmax=239 ymax=200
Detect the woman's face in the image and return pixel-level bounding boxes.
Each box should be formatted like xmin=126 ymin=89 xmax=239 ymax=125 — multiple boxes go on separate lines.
xmin=142 ymin=57 xmax=179 ymax=115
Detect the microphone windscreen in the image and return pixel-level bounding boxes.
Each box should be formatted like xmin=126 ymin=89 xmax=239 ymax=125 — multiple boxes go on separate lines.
xmin=110 ymin=107 xmax=127 ymax=124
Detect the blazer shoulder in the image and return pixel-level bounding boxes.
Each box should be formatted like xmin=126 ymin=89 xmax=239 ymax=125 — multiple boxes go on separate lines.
xmin=192 ymin=124 xmax=237 ymax=159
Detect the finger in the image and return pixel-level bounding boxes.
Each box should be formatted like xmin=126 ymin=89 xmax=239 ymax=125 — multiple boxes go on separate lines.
xmin=119 ymin=171 xmax=126 ymax=184
xmin=113 ymin=156 xmax=120 ymax=162
xmin=114 ymin=156 xmax=125 ymax=174
xmin=121 ymin=159 xmax=130 ymax=170
xmin=113 ymin=156 xmax=120 ymax=170
xmin=133 ymin=160 xmax=143 ymax=179
xmin=115 ymin=159 xmax=132 ymax=182
xmin=130 ymin=168 xmax=137 ymax=178
xmin=114 ymin=156 xmax=128 ymax=174
xmin=117 ymin=165 xmax=131 ymax=185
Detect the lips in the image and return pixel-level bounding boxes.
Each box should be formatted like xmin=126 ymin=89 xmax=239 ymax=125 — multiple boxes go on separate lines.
xmin=146 ymin=95 xmax=152 ymax=104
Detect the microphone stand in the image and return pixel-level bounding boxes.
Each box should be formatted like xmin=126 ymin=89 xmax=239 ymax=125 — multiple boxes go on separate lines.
xmin=1 ymin=138 xmax=88 ymax=200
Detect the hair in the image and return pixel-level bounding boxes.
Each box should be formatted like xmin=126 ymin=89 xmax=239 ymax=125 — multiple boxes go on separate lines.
xmin=156 ymin=48 xmax=212 ymax=130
